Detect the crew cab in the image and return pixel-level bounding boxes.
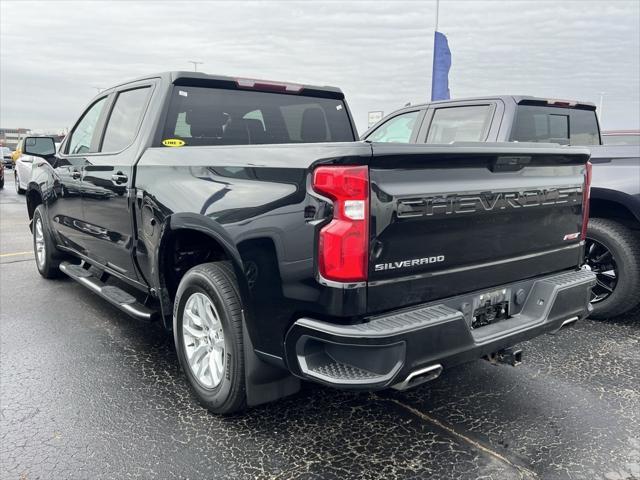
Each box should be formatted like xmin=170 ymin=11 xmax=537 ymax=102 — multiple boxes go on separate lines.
xmin=23 ymin=74 xmax=595 ymax=414
xmin=364 ymin=96 xmax=640 ymax=318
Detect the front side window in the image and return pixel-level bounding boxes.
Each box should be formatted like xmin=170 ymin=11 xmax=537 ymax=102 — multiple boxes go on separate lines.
xmin=101 ymin=87 xmax=151 ymax=152
xmin=160 ymin=86 xmax=354 ymax=146
xmin=367 ymin=111 xmax=419 ymax=143
xmin=426 ymin=105 xmax=492 ymax=143
xmin=67 ymin=97 xmax=108 ymax=155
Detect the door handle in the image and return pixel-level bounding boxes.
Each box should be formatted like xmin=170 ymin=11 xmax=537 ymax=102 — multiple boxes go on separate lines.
xmin=111 ymin=172 xmax=128 ymax=184
xmin=71 ymin=170 xmax=81 ymax=179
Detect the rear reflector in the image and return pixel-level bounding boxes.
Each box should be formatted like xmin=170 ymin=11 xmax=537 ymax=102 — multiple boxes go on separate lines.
xmin=581 ymin=161 xmax=592 ymax=240
xmin=312 ymin=166 xmax=369 ymax=282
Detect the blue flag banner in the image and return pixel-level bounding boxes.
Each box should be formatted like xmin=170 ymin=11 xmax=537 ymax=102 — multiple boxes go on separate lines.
xmin=431 ymin=31 xmax=452 ymax=101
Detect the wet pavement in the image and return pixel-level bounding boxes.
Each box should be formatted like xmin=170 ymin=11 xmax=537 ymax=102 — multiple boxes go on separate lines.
xmin=1 ymin=174 xmax=639 ymax=480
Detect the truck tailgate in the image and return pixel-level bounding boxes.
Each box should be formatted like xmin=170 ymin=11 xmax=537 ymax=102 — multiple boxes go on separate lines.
xmin=367 ymin=143 xmax=591 ymax=313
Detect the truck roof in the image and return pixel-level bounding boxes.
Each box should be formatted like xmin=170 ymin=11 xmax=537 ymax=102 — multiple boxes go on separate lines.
xmin=100 ymin=71 xmax=345 ymax=98
xmin=389 ymin=95 xmax=597 ymax=112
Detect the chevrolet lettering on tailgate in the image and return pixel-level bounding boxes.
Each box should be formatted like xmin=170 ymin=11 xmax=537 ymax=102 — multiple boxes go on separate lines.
xmin=397 ymin=186 xmax=583 ymax=218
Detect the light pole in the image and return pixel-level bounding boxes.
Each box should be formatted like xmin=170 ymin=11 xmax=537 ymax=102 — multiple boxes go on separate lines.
xmin=188 ymin=61 xmax=204 ymax=72
xmin=598 ymin=92 xmax=606 ymax=124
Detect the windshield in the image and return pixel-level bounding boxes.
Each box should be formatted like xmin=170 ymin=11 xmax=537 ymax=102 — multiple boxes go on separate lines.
xmin=510 ymin=105 xmax=600 ymax=146
xmin=160 ymin=86 xmax=355 ymax=146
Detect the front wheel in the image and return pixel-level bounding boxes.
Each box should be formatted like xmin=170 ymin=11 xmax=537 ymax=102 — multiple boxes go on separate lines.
xmin=173 ymin=262 xmax=247 ymax=414
xmin=15 ymin=172 xmax=25 ymax=194
xmin=584 ymin=218 xmax=640 ymax=319
xmin=32 ymin=205 xmax=63 ymax=278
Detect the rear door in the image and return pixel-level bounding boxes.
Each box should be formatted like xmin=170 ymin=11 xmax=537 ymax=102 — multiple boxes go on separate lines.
xmin=78 ymin=82 xmax=154 ymax=280
xmin=366 ymin=143 xmax=590 ymax=313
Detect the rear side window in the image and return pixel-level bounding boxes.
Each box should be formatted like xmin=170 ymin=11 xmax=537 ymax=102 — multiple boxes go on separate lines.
xmin=367 ymin=111 xmax=419 ymax=143
xmin=66 ymin=97 xmax=108 ymax=154
xmin=101 ymin=87 xmax=151 ymax=152
xmin=160 ymin=86 xmax=354 ymax=146
xmin=510 ymin=105 xmax=600 ymax=145
xmin=426 ymin=105 xmax=492 ymax=143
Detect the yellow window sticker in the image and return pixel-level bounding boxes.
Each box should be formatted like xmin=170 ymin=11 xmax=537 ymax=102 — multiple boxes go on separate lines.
xmin=162 ymin=138 xmax=186 ymax=147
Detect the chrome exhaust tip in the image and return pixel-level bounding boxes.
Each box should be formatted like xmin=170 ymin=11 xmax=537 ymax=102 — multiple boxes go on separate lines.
xmin=392 ymin=364 xmax=443 ymax=391
xmin=549 ymin=315 xmax=579 ymax=335
xmin=560 ymin=316 xmax=579 ymax=328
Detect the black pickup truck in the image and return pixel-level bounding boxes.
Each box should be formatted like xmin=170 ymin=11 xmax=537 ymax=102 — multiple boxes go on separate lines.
xmin=363 ymin=97 xmax=640 ymax=318
xmin=23 ymin=73 xmax=595 ymax=414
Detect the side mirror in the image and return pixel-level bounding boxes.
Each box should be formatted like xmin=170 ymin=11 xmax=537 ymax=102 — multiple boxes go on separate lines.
xmin=23 ymin=136 xmax=56 ymax=158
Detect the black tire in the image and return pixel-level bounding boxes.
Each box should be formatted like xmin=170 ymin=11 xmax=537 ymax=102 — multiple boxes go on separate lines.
xmin=173 ymin=262 xmax=247 ymax=414
xmin=15 ymin=172 xmax=25 ymax=194
xmin=585 ymin=218 xmax=640 ymax=319
xmin=32 ymin=205 xmax=63 ymax=279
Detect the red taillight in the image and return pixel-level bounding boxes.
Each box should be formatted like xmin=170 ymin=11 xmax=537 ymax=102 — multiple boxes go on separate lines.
xmin=581 ymin=161 xmax=592 ymax=240
xmin=312 ymin=165 xmax=369 ymax=282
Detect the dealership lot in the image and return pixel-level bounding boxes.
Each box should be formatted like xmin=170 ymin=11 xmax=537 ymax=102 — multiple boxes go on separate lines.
xmin=1 ymin=175 xmax=639 ymax=480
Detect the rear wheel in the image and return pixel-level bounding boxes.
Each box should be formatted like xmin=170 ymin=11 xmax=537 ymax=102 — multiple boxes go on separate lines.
xmin=173 ymin=262 xmax=247 ymax=414
xmin=32 ymin=205 xmax=63 ymax=279
xmin=584 ymin=218 xmax=640 ymax=318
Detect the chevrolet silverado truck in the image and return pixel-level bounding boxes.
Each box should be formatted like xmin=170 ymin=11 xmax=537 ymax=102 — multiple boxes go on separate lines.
xmin=363 ymin=97 xmax=640 ymax=318
xmin=23 ymin=73 xmax=595 ymax=414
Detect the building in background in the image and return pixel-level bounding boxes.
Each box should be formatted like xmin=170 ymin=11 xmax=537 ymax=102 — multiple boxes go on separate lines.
xmin=0 ymin=128 xmax=31 ymax=150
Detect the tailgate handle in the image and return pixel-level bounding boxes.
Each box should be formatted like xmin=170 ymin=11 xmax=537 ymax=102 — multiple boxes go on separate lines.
xmin=490 ymin=155 xmax=531 ymax=172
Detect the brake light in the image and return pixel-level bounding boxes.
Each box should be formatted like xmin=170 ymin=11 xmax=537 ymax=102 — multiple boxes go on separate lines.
xmin=546 ymin=99 xmax=577 ymax=107
xmin=581 ymin=161 xmax=592 ymax=240
xmin=312 ymin=166 xmax=369 ymax=282
xmin=235 ymin=78 xmax=303 ymax=93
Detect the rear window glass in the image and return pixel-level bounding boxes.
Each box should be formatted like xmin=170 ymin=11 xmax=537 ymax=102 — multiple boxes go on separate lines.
xmin=510 ymin=105 xmax=600 ymax=145
xmin=160 ymin=86 xmax=354 ymax=146
xmin=425 ymin=105 xmax=492 ymax=143
xmin=602 ymin=134 xmax=640 ymax=145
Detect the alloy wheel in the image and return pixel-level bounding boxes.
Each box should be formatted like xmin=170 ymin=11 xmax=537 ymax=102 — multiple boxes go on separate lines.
xmin=583 ymin=237 xmax=618 ymax=303
xmin=182 ymin=292 xmax=225 ymax=389
xmin=34 ymin=218 xmax=46 ymax=269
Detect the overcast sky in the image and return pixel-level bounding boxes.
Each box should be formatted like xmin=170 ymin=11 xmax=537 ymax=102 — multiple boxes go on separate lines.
xmin=1 ymin=0 xmax=639 ymax=134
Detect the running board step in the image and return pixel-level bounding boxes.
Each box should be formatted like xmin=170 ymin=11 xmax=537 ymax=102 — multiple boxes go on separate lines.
xmin=59 ymin=262 xmax=158 ymax=322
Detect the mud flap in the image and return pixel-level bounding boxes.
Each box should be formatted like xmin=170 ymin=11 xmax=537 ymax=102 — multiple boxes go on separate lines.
xmin=243 ymin=320 xmax=300 ymax=407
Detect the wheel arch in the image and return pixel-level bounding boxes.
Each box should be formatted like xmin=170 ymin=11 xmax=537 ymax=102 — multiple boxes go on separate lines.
xmin=26 ymin=186 xmax=44 ymax=226
xmin=156 ymin=213 xmax=251 ymax=330
xmin=590 ymin=187 xmax=640 ymax=228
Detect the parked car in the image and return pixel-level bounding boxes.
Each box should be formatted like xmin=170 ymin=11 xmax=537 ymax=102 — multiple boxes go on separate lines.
xmin=23 ymin=73 xmax=595 ymax=414
xmin=602 ymin=129 xmax=640 ymax=145
xmin=1 ymin=147 xmax=13 ymax=169
xmin=14 ymin=140 xmax=60 ymax=194
xmin=363 ymin=97 xmax=640 ymax=318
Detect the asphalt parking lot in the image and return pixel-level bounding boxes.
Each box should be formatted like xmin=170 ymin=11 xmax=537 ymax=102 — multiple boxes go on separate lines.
xmin=1 ymin=173 xmax=639 ymax=480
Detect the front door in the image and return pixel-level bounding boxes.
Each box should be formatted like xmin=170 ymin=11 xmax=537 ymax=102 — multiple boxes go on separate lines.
xmin=50 ymin=96 xmax=109 ymax=254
